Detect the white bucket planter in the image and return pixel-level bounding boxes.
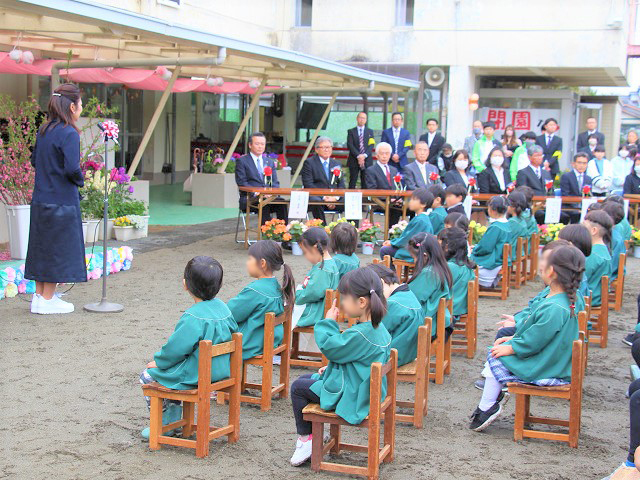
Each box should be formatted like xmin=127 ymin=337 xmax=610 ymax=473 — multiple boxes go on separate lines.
xmin=362 ymin=242 xmax=375 ymax=255
xmin=634 ymin=246 xmax=640 ymax=259
xmin=291 ymin=241 xmax=303 ymax=256
xmin=85 ymin=219 xmax=100 ymax=244
xmin=131 ymin=215 xmax=150 ymax=239
xmin=192 ymin=173 xmax=239 ymax=208
xmin=98 ymin=218 xmax=114 ymax=240
xmin=82 ymin=222 xmax=88 ymax=244
xmin=114 ymin=226 xmax=135 ymax=242
xmin=5 ymin=204 xmax=30 ymax=260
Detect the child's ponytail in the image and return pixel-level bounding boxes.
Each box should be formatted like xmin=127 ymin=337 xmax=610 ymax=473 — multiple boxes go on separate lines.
xmin=248 ymin=240 xmax=296 ymax=307
xmin=547 ymin=244 xmax=586 ymax=308
xmin=368 ymin=288 xmax=386 ymax=328
xmin=281 ymin=262 xmax=296 ymax=308
xmin=408 ymin=232 xmax=453 ymax=289
xmin=337 ymin=267 xmax=387 ymax=328
xmin=585 ymin=210 xmax=613 ymax=250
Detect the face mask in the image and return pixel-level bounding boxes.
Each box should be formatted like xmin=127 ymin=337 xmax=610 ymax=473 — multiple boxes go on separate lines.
xmin=524 ymin=140 xmax=535 ymax=146
xmin=455 ymin=160 xmax=469 ymax=170
xmin=620 ymin=150 xmax=629 ymax=158
xmin=635 ymin=166 xmax=640 ymax=175
xmin=490 ymin=156 xmax=504 ymax=167
xmin=588 ymin=141 xmax=597 ymax=147
xmin=473 ymin=127 xmax=482 ymax=135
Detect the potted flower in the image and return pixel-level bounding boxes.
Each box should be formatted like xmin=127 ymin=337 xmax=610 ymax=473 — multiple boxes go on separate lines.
xmin=193 ymin=150 xmax=240 ymax=208
xmin=305 ymin=218 xmax=324 ymax=229
xmin=388 ymin=219 xmax=409 ymax=240
xmin=261 ymin=218 xmax=291 ymax=244
xmin=539 ymin=223 xmax=565 ymax=247
xmin=113 ymin=216 xmax=135 ymax=241
xmin=468 ymin=220 xmax=487 ymax=245
xmin=287 ymin=220 xmax=306 ymax=255
xmin=358 ymin=220 xmax=381 ymax=255
xmin=324 ymin=217 xmax=354 ymax=234
xmin=632 ymin=227 xmax=640 ymax=258
xmin=429 ymin=171 xmax=439 ymax=184
xmin=330 ymin=167 xmax=342 ymax=187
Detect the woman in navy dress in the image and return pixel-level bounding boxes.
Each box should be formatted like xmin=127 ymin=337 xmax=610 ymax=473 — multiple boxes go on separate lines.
xmin=25 ymin=83 xmax=85 ymax=315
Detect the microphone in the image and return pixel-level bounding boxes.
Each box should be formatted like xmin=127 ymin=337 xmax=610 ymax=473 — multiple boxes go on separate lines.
xmin=97 ymin=121 xmax=120 ymax=145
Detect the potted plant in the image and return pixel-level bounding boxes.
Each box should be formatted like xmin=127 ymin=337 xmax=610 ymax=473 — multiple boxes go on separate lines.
xmin=261 ymin=218 xmax=291 ymax=244
xmin=358 ymin=220 xmax=381 ymax=255
xmin=192 ymin=150 xmax=240 ymax=208
xmin=113 ymin=216 xmax=135 ymax=241
xmin=286 ymin=220 xmax=306 ymax=255
xmin=388 ymin=219 xmax=409 ymax=240
xmin=539 ymin=223 xmax=565 ymax=249
xmin=324 ymin=217 xmax=354 ymax=235
xmin=632 ymin=227 xmax=640 ymax=258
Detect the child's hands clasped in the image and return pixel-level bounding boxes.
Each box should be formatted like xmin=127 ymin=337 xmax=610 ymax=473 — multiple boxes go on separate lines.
xmin=490 ymin=343 xmax=514 ymax=358
xmin=493 ymin=335 xmax=513 ymax=347
xmin=326 ymin=299 xmax=339 ymax=321
xmin=496 ymin=314 xmax=515 ymax=329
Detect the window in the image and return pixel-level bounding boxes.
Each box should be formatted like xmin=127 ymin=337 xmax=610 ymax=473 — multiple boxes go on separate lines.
xmin=396 ymin=0 xmax=414 ymax=27
xmin=295 ymin=0 xmax=313 ymax=27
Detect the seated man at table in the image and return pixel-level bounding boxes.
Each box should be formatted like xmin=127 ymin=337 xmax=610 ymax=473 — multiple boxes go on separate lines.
xmin=235 ymin=131 xmax=287 ymax=224
xmin=404 ymin=141 xmax=440 ymax=191
xmin=515 ymin=144 xmax=561 ymax=224
xmin=365 ymin=142 xmax=403 ymax=227
xmin=560 ymin=152 xmax=592 ymax=223
xmin=301 ymin=136 xmax=345 ymax=223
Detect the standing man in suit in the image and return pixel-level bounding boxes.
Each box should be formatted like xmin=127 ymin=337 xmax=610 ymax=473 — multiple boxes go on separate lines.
xmin=346 ymin=111 xmax=375 ymax=188
xmin=560 ymin=152 xmax=592 ymax=223
xmin=301 ymin=136 xmax=345 ymax=223
xmin=535 ymin=118 xmax=563 ymax=177
xmin=419 ymin=118 xmax=445 ymax=167
xmin=576 ymin=117 xmax=605 ymax=151
xmin=516 ymin=144 xmax=555 ymax=224
xmin=464 ymin=120 xmax=484 ymax=154
xmin=381 ymin=112 xmax=412 ymax=173
xmin=365 ymin=142 xmax=402 ymax=227
xmin=235 ymin=132 xmax=287 ymax=224
xmin=403 ymin=141 xmax=439 ymax=190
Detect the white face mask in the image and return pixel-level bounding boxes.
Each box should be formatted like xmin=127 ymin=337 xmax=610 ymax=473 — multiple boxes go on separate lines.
xmin=455 ymin=160 xmax=469 ymax=170
xmin=589 ymin=141 xmax=597 ymax=147
xmin=635 ymin=165 xmax=640 ymax=175
xmin=620 ymin=150 xmax=629 ymax=158
xmin=490 ymin=156 xmax=504 ymax=167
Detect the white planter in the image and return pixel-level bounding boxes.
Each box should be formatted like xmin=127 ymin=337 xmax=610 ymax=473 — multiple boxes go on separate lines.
xmin=130 ymin=215 xmax=150 ymax=239
xmin=362 ymin=242 xmax=375 ymax=255
xmin=128 ymin=180 xmax=150 ymax=207
xmin=634 ymin=246 xmax=640 ymax=259
xmin=114 ymin=226 xmax=135 ymax=242
xmin=5 ymin=204 xmax=30 ymax=260
xmin=82 ymin=222 xmax=88 ymax=244
xmin=98 ymin=218 xmax=114 ymax=240
xmin=291 ymin=241 xmax=303 ymax=256
xmin=85 ymin=219 xmax=100 ymax=244
xmin=192 ymin=173 xmax=239 ymax=208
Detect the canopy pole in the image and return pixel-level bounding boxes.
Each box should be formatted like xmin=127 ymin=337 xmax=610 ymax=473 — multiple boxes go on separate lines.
xmin=219 ymin=78 xmax=267 ymax=173
xmin=127 ymin=66 xmax=182 ymax=177
xmin=290 ymin=92 xmax=337 ymax=187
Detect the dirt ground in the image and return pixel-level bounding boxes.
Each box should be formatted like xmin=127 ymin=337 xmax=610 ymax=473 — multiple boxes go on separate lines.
xmin=1 ymin=230 xmax=637 ymax=480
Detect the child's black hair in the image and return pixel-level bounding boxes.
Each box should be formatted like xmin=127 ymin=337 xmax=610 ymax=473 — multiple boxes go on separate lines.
xmin=248 ymin=240 xmax=296 ymax=307
xmin=605 ymin=194 xmax=625 ymax=206
xmin=184 ymin=256 xmax=223 ymax=301
xmin=427 ymin=184 xmax=446 ymax=204
xmin=411 ymin=188 xmax=434 ymax=209
xmin=584 ymin=210 xmax=613 ymax=249
xmin=367 ymin=263 xmax=399 ymax=286
xmin=593 ymin=145 xmax=606 ymax=153
xmin=515 ymin=185 xmax=534 ymax=207
xmin=557 ymin=224 xmax=592 ymax=257
xmin=445 ymin=183 xmax=467 ymax=200
xmin=507 ymin=191 xmax=527 ymax=217
xmin=547 ymin=244 xmax=586 ymax=308
xmin=438 ymin=227 xmax=476 ymax=270
xmin=602 ymin=201 xmax=624 ymax=225
xmin=541 ymin=239 xmax=570 ymax=255
xmin=300 ymin=227 xmax=330 ymax=268
xmin=337 ymin=267 xmax=387 ymax=328
xmin=330 ymin=222 xmax=358 ymax=256
xmin=587 ymin=202 xmax=604 ymax=213
xmin=488 ymin=195 xmax=508 ymax=215
xmin=444 ymin=212 xmax=469 ymax=233
xmin=407 ymin=232 xmax=453 ymax=290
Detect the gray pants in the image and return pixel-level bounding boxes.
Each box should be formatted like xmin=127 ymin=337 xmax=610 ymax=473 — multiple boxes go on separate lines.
xmin=139 ymin=368 xmax=181 ymax=410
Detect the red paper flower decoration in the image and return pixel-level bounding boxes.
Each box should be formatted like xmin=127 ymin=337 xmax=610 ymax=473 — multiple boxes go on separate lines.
xmin=545 ymin=180 xmax=553 ymax=190
xmin=263 ymin=166 xmax=272 ymax=176
xmin=429 ymin=172 xmax=439 ymax=181
xmin=332 ymin=167 xmax=342 ymax=177
xmin=507 ymin=183 xmax=515 ymax=192
xmin=101 ymin=120 xmax=119 ymax=140
xmin=582 ymin=185 xmax=591 ymax=194
xmin=393 ymin=174 xmax=402 ymax=183
xmin=468 ymin=177 xmax=476 ymax=186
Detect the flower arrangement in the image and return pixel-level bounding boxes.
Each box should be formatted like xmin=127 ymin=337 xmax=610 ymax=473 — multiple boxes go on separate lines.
xmin=582 ymin=185 xmax=592 ymax=197
xmin=331 ymin=167 xmax=342 ymax=185
xmin=358 ymin=219 xmax=381 ymax=243
xmin=539 ymin=223 xmax=565 ymax=245
xmin=545 ymin=179 xmax=554 ymax=193
xmin=305 ymin=218 xmax=324 ymax=229
xmin=429 ymin=171 xmax=439 ymax=183
xmin=261 ymin=218 xmax=291 ymax=242
xmin=324 ymin=217 xmax=354 ymax=234
xmin=286 ymin=220 xmax=307 ymax=242
xmin=468 ymin=220 xmax=487 ymax=245
xmin=631 ymin=227 xmax=640 ymax=247
xmin=264 ymin=165 xmax=273 ymax=186
xmin=113 ymin=216 xmax=133 ymax=227
xmin=202 ymin=148 xmax=238 ymax=174
xmin=388 ymin=219 xmax=409 ymax=240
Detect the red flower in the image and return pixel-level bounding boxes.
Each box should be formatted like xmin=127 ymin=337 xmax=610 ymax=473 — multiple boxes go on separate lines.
xmin=507 ymin=182 xmax=515 ymax=192
xmin=468 ymin=177 xmax=476 ymax=186
xmin=582 ymin=185 xmax=591 ymax=194
xmin=332 ymin=167 xmax=341 ymax=177
xmin=263 ymin=166 xmax=272 ymax=176
xmin=545 ymin=180 xmax=553 ymax=190
xmin=393 ymin=174 xmax=402 ymax=183
xmin=429 ymin=172 xmax=439 ymax=181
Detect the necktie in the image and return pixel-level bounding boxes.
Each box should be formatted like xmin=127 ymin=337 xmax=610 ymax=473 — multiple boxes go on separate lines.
xmin=323 ymin=160 xmax=330 ymax=180
xmin=257 ymin=156 xmax=263 ymax=181
xmin=358 ymin=128 xmax=365 ymax=154
xmin=547 ymin=135 xmax=552 ymax=147
xmin=394 ymin=129 xmax=399 ymax=152
xmin=577 ymin=173 xmax=583 ymax=189
xmin=420 ymin=164 xmax=427 ymax=184
xmin=535 ymin=167 xmax=541 ymax=179
xmin=385 ymin=165 xmax=391 ymax=185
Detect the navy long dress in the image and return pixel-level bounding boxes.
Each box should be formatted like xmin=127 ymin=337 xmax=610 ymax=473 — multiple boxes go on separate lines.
xmin=24 ymin=123 xmax=86 ymax=283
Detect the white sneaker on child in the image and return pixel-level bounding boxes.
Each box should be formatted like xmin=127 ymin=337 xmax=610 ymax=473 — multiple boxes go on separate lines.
xmin=290 ymin=437 xmax=313 ymax=466
xmin=30 ymin=294 xmax=41 ymax=314
xmin=37 ymin=295 xmax=74 ymax=314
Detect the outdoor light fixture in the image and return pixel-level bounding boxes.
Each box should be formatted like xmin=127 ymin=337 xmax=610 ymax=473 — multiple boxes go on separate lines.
xmin=469 ymin=93 xmax=479 ymax=111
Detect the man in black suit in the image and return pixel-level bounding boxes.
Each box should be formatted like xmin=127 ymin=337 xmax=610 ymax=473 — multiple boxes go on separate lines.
xmin=365 ymin=141 xmax=402 ymax=226
xmin=516 ymin=144 xmax=555 ymax=223
xmin=419 ymin=118 xmax=446 ymax=167
xmin=576 ymin=117 xmax=605 ymax=151
xmin=535 ymin=118 xmax=563 ymax=177
xmin=560 ymin=152 xmax=592 ymax=223
xmin=346 ymin=111 xmax=375 ymax=188
xmin=301 ymin=136 xmax=345 ymax=223
xmin=235 ymin=132 xmax=287 ymax=224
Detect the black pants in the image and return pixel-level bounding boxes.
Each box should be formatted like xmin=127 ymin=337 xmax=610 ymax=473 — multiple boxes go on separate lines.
xmin=632 ymin=338 xmax=640 ymax=368
xmin=291 ymin=374 xmax=321 ymax=436
xmin=496 ymin=326 xmax=516 ymax=341
xmin=241 ymin=198 xmax=288 ymax=225
xmin=629 ymin=379 xmax=640 ymax=463
xmin=349 ymin=165 xmax=367 ymax=189
xmin=534 ymin=210 xmax=571 ymax=225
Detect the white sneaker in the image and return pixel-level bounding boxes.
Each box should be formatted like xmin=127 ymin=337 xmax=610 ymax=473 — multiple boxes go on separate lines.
xmin=290 ymin=437 xmax=313 ymax=466
xmin=37 ymin=295 xmax=74 ymax=314
xmin=30 ymin=294 xmax=41 ymax=314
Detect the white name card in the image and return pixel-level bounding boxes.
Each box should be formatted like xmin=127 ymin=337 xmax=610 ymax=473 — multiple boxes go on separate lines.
xmin=625 ymin=199 xmax=630 ymax=217
xmin=580 ymin=197 xmax=599 ymax=223
xmin=344 ymin=191 xmax=363 ymax=220
xmin=544 ymin=197 xmax=562 ymax=224
xmin=463 ymin=196 xmax=472 ymax=219
xmin=288 ymin=191 xmax=309 ymax=219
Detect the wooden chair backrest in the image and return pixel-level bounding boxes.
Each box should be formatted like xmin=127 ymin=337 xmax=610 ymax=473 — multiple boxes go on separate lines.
xmin=515 ymin=237 xmax=523 ymax=261
xmin=467 ymin=279 xmax=478 ymax=320
xmin=373 ymin=255 xmax=392 ymax=269
xmin=570 ymin=338 xmax=584 ymax=399
xmin=324 ymin=289 xmax=337 ymax=316
xmin=600 ymin=276 xmax=610 ymax=311
xmin=416 ymin=318 xmax=433 ymax=370
xmin=468 ymin=227 xmax=474 ymax=246
xmin=584 ymin=295 xmax=592 ymax=319
xmin=264 ymin=307 xmax=292 ymax=352
xmin=436 ymin=297 xmax=446 ymax=339
xmin=197 ymin=332 xmax=243 ymax=395
xmin=503 ymin=243 xmax=511 ymax=267
xmin=370 ymin=349 xmax=398 ymax=422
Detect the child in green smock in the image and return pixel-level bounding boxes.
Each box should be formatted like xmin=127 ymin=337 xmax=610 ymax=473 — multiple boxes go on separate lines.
xmin=471 ymin=196 xmax=512 ymax=288
xmin=294 ymin=227 xmax=340 ymax=327
xmin=368 ymin=263 xmax=423 ymax=366
xmin=603 ymin=201 xmax=627 ymax=281
xmin=289 ymin=268 xmax=391 ymax=467
xmin=583 ymin=210 xmax=613 ymax=307
xmin=406 ymin=232 xmax=453 ymax=339
xmin=507 ymin=191 xmax=530 ymax=261
xmin=558 ymin=224 xmax=593 ymax=301
xmin=515 ymin=185 xmax=539 ymax=236
xmin=330 ymin=222 xmax=360 ymax=279
xmin=228 ymin=240 xmax=295 ymax=360
xmin=469 ymin=244 xmax=584 ymax=432
xmin=427 ymin=184 xmax=448 ymax=234
xmin=380 ymin=188 xmax=434 ymax=262
xmin=140 ymin=256 xmax=238 ymax=439
xmin=439 ymin=226 xmax=476 ymax=318
xmin=606 ymin=194 xmax=632 ymax=241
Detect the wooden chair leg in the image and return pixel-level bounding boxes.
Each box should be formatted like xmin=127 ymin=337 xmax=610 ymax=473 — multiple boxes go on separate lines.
xmin=436 ymin=337 xmax=444 ymax=384
xmin=291 ymin=331 xmax=299 ymax=358
xmin=149 ymin=396 xmax=162 ymax=450
xmin=513 ymin=393 xmax=525 ymax=442
xmin=330 ymin=424 xmax=341 ymax=454
xmin=182 ymin=401 xmax=195 ymax=438
xmin=280 ymin=348 xmax=290 ymax=399
xmin=228 ymin=388 xmax=241 ymax=444
xmin=414 ymin=375 xmax=426 ymax=428
xmin=310 ymin=421 xmax=323 ymax=472
xmin=384 ymin=403 xmax=395 ymax=463
xmin=261 ymin=357 xmax=273 ymax=412
xmin=444 ymin=335 xmax=452 ymax=375
xmin=367 ymin=416 xmax=380 ymax=480
xmin=195 ymin=396 xmax=210 ymax=458
xmin=569 ymin=388 xmax=581 ymax=448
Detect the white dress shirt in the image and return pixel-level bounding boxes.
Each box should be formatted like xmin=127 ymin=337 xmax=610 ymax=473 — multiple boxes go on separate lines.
xmin=492 ymin=166 xmax=506 ymax=191
xmin=250 ymin=152 xmax=264 ymax=177
xmin=427 ymin=131 xmax=436 ymax=147
xmin=416 ymin=161 xmax=427 ymax=183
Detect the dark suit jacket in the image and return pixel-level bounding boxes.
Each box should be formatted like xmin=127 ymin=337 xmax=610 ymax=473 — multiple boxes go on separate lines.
xmin=235 ymin=153 xmax=280 ymax=209
xmin=576 ymin=131 xmax=605 ymax=151
xmin=403 ymin=160 xmax=439 ymax=190
xmin=535 ymin=134 xmax=563 ymax=176
xmin=346 ymin=126 xmax=375 ymax=169
xmin=365 ymin=163 xmax=399 ymax=190
xmin=444 ymin=169 xmax=477 ymax=192
xmin=447 ymin=204 xmax=466 ymax=215
xmin=560 ymin=170 xmax=593 ymax=197
xmin=418 ymin=132 xmax=446 ymax=165
xmin=477 ymin=167 xmax=511 ymax=194
xmin=301 ymin=154 xmax=346 ymax=190
xmin=516 ymin=165 xmax=553 ymax=195
xmin=578 ymin=146 xmax=596 ymax=160
xmin=381 ymin=127 xmax=412 ymax=168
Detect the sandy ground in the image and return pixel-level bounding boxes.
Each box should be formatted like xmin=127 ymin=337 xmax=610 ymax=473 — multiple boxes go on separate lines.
xmin=1 ymin=230 xmax=638 ymax=480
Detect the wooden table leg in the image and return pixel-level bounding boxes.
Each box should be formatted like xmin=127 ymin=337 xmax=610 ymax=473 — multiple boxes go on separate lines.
xmin=384 ymin=197 xmax=390 ymax=241
xmin=244 ymin=198 xmax=251 ymax=249
xmin=257 ymin=194 xmax=263 ymax=242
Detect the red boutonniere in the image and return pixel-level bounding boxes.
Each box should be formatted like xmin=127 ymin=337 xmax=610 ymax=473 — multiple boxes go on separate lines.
xmin=429 ymin=171 xmax=439 ymax=183
xmin=330 ymin=167 xmax=342 ymax=185
xmin=467 ymin=177 xmax=476 ymax=193
xmin=393 ymin=174 xmax=405 ymax=191
xmin=582 ymin=184 xmax=592 ymax=197
xmin=507 ymin=182 xmax=516 ymax=193
xmin=263 ymin=166 xmax=273 ymax=186
xmin=545 ymin=180 xmax=554 ymax=192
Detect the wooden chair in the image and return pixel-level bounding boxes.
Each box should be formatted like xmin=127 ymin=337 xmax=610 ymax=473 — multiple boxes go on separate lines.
xmin=479 ymin=243 xmax=511 ymax=301
xmin=396 ymin=318 xmax=432 ymax=428
xmin=610 ymin=253 xmax=626 ymax=311
xmin=429 ymin=298 xmax=452 ymax=385
xmin=218 ymin=309 xmax=291 ymax=411
xmin=451 ymin=278 xmax=479 ymax=358
xmin=589 ymin=276 xmax=609 ymax=348
xmin=141 ymin=333 xmax=243 ymax=458
xmin=393 ymin=259 xmax=414 ymax=283
xmin=302 ymin=349 xmax=398 ymax=480
xmin=290 ymin=290 xmax=336 ymax=368
xmin=373 ymin=255 xmax=391 ymax=268
xmin=527 ymin=233 xmax=540 ymax=281
xmin=507 ymin=334 xmax=585 ymax=448
xmin=578 ymin=307 xmax=589 ymax=372
xmin=509 ymin=238 xmax=526 ymax=289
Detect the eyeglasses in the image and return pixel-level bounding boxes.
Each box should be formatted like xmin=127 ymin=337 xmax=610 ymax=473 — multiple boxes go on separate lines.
xmin=317 ymin=145 xmax=332 ymax=149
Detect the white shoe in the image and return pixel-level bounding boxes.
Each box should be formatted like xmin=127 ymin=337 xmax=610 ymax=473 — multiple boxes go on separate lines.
xmin=290 ymin=437 xmax=313 ymax=466
xmin=30 ymin=294 xmax=41 ymax=314
xmin=37 ymin=295 xmax=74 ymax=314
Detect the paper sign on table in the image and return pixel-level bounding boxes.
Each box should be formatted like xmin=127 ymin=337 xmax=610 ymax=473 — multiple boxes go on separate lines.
xmin=344 ymin=191 xmax=363 ymax=220
xmin=580 ymin=197 xmax=599 ymax=223
xmin=463 ymin=196 xmax=472 ymax=219
xmin=625 ymin=199 xmax=630 ymax=217
xmin=544 ymin=197 xmax=562 ymax=224
xmin=288 ymin=191 xmax=309 ymax=219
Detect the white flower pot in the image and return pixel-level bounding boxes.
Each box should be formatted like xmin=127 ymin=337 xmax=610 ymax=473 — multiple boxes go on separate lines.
xmin=362 ymin=242 xmax=375 ymax=255
xmin=634 ymin=246 xmax=640 ymax=259
xmin=98 ymin=218 xmax=114 ymax=240
xmin=5 ymin=204 xmax=30 ymax=260
xmin=85 ymin=219 xmax=100 ymax=244
xmin=82 ymin=222 xmax=88 ymax=244
xmin=114 ymin=226 xmax=135 ymax=242
xmin=131 ymin=215 xmax=150 ymax=239
xmin=291 ymin=241 xmax=303 ymax=256
xmin=192 ymin=173 xmax=239 ymax=208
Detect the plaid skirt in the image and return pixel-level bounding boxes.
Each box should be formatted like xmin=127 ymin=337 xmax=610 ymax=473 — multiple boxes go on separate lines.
xmin=485 ymin=350 xmax=569 ymax=386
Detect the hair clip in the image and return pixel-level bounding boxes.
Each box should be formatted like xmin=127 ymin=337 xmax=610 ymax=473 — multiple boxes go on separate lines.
xmin=369 ymin=289 xmax=375 ymax=295
xmin=52 ymin=93 xmax=61 ymax=96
